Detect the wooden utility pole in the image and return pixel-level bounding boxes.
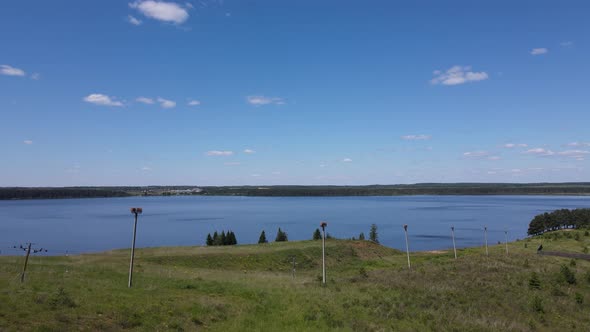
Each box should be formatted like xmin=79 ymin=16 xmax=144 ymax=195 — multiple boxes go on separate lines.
xmin=451 ymin=226 xmax=457 ymax=259
xmin=20 ymin=243 xmax=32 ymax=283
xmin=320 ymin=221 xmax=327 ymax=285
xmin=129 ymin=207 xmax=142 ymax=288
xmin=292 ymin=256 xmax=296 ymax=279
xmin=404 ymin=224 xmax=411 ymax=269
xmin=484 ymin=226 xmax=489 ymax=256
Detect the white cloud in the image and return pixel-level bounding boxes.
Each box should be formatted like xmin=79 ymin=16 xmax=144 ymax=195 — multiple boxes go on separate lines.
xmin=129 ymin=1 xmax=189 ymax=24
xmin=188 ymin=99 xmax=201 ymax=106
xmin=244 ymin=149 xmax=255 ymax=154
xmin=246 ymin=95 xmax=285 ymax=106
xmin=557 ymin=150 xmax=589 ymax=160
xmin=430 ymin=66 xmax=488 ymax=86
xmin=141 ymin=166 xmax=152 ymax=171
xmin=342 ymin=158 xmax=352 ymax=162
xmin=530 ymin=48 xmax=548 ymax=55
xmin=23 ymin=140 xmax=33 ymax=145
xmin=524 ymin=148 xmax=555 ymax=156
xmin=566 ymin=142 xmax=590 ymax=147
xmin=128 ymin=15 xmax=142 ymax=25
xmin=487 ymin=156 xmax=501 ymax=161
xmin=463 ymin=151 xmax=490 ymax=158
xmin=83 ymin=94 xmax=123 ymax=107
xmin=401 ymin=134 xmax=431 ymax=141
xmin=251 ymin=174 xmax=261 ymax=177
xmin=0 ymin=65 xmax=26 ymax=77
xmin=136 ymin=97 xmax=155 ymax=104
xmin=503 ymin=143 xmax=528 ymax=148
xmin=207 ymin=150 xmax=233 ymax=156
xmin=157 ymin=97 xmax=176 ymax=108
xmin=31 ymin=73 xmax=40 ymax=80
xmin=561 ymin=41 xmax=574 ymax=47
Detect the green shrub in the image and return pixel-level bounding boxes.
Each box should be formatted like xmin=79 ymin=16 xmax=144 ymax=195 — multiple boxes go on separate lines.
xmin=561 ymin=265 xmax=577 ymax=285
xmin=574 ymin=233 xmax=581 ymax=241
xmin=531 ymin=296 xmax=544 ymax=313
xmin=575 ymin=293 xmax=584 ymax=305
xmin=529 ymin=272 xmax=541 ymax=290
xmin=584 ymin=230 xmax=589 ymax=236
xmin=570 ymin=259 xmax=577 ymax=267
xmin=48 ymin=288 xmax=76 ymax=309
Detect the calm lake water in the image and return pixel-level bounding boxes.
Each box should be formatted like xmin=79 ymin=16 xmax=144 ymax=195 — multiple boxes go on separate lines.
xmin=1 ymin=195 xmax=589 ymax=255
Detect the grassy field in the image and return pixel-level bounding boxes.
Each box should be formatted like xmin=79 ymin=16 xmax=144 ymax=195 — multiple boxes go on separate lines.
xmin=1 ymin=231 xmax=590 ymax=331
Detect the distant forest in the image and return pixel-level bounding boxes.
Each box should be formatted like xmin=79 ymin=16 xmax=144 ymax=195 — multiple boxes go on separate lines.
xmin=2 ymin=183 xmax=590 ymax=200
xmin=527 ymin=208 xmax=590 ymax=235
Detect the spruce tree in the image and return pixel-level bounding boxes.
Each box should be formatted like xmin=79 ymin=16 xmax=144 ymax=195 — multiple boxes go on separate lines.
xmin=213 ymin=231 xmax=219 ymax=246
xmin=275 ymin=228 xmax=288 ymax=242
xmin=206 ymin=233 xmax=213 ymax=246
xmin=258 ymin=230 xmax=267 ymax=244
xmin=221 ymin=231 xmax=227 ymax=246
xmin=228 ymin=231 xmax=237 ymax=245
xmin=313 ymin=228 xmax=322 ymax=240
xmin=369 ymin=224 xmax=379 ymax=243
xmin=359 ymin=232 xmax=365 ymax=240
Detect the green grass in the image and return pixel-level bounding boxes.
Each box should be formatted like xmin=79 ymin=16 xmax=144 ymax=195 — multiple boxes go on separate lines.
xmin=2 ymin=231 xmax=590 ymax=331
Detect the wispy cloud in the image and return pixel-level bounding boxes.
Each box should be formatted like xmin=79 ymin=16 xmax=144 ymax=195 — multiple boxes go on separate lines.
xmin=401 ymin=134 xmax=431 ymax=141
xmin=141 ymin=166 xmax=152 ymax=171
xmin=83 ymin=94 xmax=123 ymax=107
xmin=566 ymin=142 xmax=590 ymax=147
xmin=530 ymin=48 xmax=548 ymax=55
xmin=207 ymin=150 xmax=234 ymax=156
xmin=224 ymin=162 xmax=241 ymax=166
xmin=129 ymin=1 xmax=189 ymax=24
xmin=524 ymin=148 xmax=555 ymax=156
xmin=560 ymin=41 xmax=574 ymax=47
xmin=463 ymin=151 xmax=490 ymax=158
xmin=0 ymin=64 xmax=26 ymax=77
xmin=136 ymin=97 xmax=155 ymax=104
xmin=503 ymin=143 xmax=528 ymax=148
xmin=23 ymin=140 xmax=33 ymax=145
xmin=244 ymin=149 xmax=255 ymax=154
xmin=557 ymin=150 xmax=589 ymax=160
xmin=31 ymin=73 xmax=41 ymax=80
xmin=342 ymin=158 xmax=352 ymax=162
xmin=188 ymin=99 xmax=201 ymax=106
xmin=246 ymin=95 xmax=285 ymax=106
xmin=157 ymin=97 xmax=176 ymax=108
xmin=430 ymin=66 xmax=488 ymax=86
xmin=128 ymin=15 xmax=143 ymax=25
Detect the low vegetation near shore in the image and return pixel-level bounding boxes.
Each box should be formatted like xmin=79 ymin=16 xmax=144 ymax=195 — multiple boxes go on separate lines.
xmin=1 ymin=230 xmax=590 ymax=331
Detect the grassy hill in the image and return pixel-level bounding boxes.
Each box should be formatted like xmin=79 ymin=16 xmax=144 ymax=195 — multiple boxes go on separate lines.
xmin=1 ymin=232 xmax=590 ymax=331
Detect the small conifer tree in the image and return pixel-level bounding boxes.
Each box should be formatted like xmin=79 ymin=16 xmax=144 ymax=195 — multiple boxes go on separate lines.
xmin=313 ymin=228 xmax=322 ymax=240
xmin=258 ymin=230 xmax=268 ymax=244
xmin=221 ymin=231 xmax=227 ymax=245
xmin=206 ymin=233 xmax=213 ymax=246
xmin=359 ymin=232 xmax=365 ymax=240
xmin=369 ymin=224 xmax=379 ymax=243
xmin=276 ymin=228 xmax=288 ymax=242
xmin=529 ymin=272 xmax=541 ymax=290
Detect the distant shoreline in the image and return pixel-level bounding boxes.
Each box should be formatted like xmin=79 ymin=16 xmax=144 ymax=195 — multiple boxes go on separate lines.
xmin=2 ymin=183 xmax=590 ymax=200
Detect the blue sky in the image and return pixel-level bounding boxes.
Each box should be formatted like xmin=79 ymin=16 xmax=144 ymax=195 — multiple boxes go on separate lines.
xmin=1 ymin=0 xmax=589 ymax=186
